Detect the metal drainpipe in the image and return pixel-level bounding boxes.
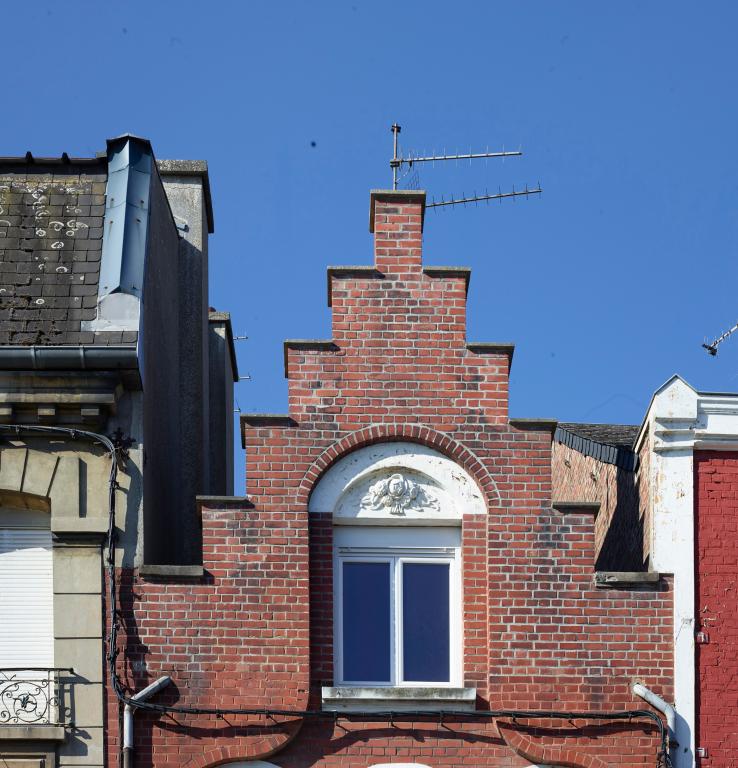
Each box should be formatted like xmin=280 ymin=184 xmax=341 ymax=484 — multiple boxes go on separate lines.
xmin=632 ymin=682 xmax=677 ymax=761
xmin=123 ymin=676 xmax=172 ymax=768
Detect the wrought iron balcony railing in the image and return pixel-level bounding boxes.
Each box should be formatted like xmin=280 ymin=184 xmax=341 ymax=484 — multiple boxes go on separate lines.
xmin=0 ymin=668 xmax=73 ymax=727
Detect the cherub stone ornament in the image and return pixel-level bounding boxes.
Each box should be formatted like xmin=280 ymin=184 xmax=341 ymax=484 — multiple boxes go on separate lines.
xmin=360 ymin=472 xmax=440 ymax=516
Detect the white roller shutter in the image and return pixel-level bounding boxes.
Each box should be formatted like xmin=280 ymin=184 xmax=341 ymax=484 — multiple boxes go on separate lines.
xmin=0 ymin=525 xmax=54 ymax=667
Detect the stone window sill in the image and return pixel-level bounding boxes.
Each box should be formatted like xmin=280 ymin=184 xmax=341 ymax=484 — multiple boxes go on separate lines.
xmin=0 ymin=724 xmax=66 ymax=741
xmin=595 ymin=571 xmax=661 ymax=588
xmin=321 ymin=686 xmax=476 ymax=712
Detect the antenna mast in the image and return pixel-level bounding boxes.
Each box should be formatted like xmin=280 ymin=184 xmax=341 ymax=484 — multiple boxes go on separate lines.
xmin=388 ymin=123 xmax=541 ymax=209
xmin=703 ymin=320 xmax=738 ymax=356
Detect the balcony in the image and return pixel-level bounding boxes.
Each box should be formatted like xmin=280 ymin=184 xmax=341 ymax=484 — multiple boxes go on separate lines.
xmin=0 ymin=668 xmax=73 ymax=740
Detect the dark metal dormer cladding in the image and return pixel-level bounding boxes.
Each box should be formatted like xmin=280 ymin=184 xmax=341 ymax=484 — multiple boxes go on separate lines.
xmin=83 ymin=136 xmax=154 ymax=345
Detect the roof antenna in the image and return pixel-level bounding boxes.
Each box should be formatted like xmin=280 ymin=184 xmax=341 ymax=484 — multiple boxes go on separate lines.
xmin=388 ymin=123 xmax=542 ymax=209
xmin=703 ymin=320 xmax=738 ymax=357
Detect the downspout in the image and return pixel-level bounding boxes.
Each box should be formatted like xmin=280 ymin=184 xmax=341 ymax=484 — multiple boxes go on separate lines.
xmin=633 ymin=682 xmax=677 ymax=761
xmin=123 ymin=676 xmax=171 ymax=768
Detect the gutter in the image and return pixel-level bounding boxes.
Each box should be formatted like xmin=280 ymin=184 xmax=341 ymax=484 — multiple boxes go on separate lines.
xmin=0 ymin=346 xmax=138 ymax=370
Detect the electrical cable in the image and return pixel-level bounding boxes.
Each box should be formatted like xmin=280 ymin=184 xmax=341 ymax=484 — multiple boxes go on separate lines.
xmin=0 ymin=423 xmax=673 ymax=768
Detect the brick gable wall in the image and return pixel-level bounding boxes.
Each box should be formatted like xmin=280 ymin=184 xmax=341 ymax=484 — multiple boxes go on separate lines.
xmin=107 ymin=192 xmax=673 ymax=768
xmin=551 ymin=441 xmax=645 ymax=570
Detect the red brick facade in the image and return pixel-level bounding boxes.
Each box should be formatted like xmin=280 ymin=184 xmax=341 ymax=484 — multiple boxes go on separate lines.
xmin=694 ymin=451 xmax=738 ymax=766
xmin=107 ymin=192 xmax=674 ymax=768
xmin=551 ymin=439 xmax=646 ymax=571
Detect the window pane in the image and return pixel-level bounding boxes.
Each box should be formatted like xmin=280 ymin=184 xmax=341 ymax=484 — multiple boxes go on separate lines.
xmin=342 ymin=562 xmax=391 ymax=682
xmin=402 ymin=562 xmax=450 ymax=682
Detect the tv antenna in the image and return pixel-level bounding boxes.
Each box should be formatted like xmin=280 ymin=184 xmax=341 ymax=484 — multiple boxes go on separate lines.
xmin=703 ymin=320 xmax=738 ymax=356
xmin=389 ymin=123 xmax=541 ymax=209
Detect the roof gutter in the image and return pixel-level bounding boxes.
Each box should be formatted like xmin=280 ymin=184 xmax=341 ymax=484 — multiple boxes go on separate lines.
xmin=0 ymin=346 xmax=138 ymax=370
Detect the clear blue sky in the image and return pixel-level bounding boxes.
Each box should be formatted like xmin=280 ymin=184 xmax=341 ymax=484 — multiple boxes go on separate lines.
xmin=5 ymin=2 xmax=738 ymax=492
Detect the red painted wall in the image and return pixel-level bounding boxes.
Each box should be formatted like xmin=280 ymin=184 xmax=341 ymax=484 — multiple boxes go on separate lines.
xmin=106 ymin=193 xmax=673 ymax=768
xmin=695 ymin=451 xmax=738 ymax=766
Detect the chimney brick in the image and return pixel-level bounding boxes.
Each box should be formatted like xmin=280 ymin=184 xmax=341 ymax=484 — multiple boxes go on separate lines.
xmin=369 ymin=190 xmax=426 ymax=274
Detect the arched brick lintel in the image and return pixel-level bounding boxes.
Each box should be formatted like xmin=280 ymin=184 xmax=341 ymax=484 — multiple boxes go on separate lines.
xmin=297 ymin=423 xmax=501 ymax=510
xmin=186 ymin=722 xmax=303 ymax=768
xmin=497 ymin=721 xmax=609 ymax=768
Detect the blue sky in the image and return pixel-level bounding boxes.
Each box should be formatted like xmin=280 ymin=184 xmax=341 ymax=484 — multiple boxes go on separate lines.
xmin=5 ymin=2 xmax=738 ymax=490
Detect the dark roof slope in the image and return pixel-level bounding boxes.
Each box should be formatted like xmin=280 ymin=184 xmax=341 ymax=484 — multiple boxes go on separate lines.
xmin=557 ymin=422 xmax=639 ymax=449
xmin=555 ymin=422 xmax=640 ymax=471
xmin=0 ymin=157 xmax=128 ymax=346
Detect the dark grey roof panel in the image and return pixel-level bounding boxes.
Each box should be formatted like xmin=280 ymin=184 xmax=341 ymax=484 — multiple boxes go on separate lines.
xmin=0 ymin=160 xmax=131 ymax=347
xmin=557 ymin=422 xmax=639 ymax=449
xmin=555 ymin=422 xmax=639 ymax=471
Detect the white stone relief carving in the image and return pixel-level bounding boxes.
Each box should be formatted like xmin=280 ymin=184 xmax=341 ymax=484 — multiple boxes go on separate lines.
xmin=310 ymin=442 xmax=490 ymax=524
xmin=360 ymin=472 xmax=441 ymax=516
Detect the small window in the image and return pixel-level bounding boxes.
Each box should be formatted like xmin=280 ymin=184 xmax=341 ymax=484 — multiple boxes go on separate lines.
xmin=335 ymin=527 xmax=460 ymax=686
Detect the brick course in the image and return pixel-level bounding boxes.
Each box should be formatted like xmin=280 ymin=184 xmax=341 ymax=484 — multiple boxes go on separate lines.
xmin=108 ymin=193 xmax=673 ymax=768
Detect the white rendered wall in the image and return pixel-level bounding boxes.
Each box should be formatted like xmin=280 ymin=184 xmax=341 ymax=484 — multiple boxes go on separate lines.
xmin=643 ymin=375 xmax=738 ymax=768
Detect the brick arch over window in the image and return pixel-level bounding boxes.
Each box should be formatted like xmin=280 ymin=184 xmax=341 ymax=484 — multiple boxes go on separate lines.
xmin=189 ymin=732 xmax=302 ymax=768
xmin=497 ymin=721 xmax=608 ymax=768
xmin=199 ymin=761 xmax=281 ymax=768
xmin=297 ymin=423 xmax=501 ymax=511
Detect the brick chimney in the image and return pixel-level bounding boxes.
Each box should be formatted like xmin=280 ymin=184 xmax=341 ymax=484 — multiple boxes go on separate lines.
xmin=369 ymin=189 xmax=426 ymax=274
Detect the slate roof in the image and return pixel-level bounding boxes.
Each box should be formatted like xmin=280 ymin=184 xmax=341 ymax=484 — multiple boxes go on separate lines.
xmin=0 ymin=156 xmax=130 ymax=346
xmin=555 ymin=422 xmax=640 ymax=471
xmin=557 ymin=422 xmax=640 ymax=449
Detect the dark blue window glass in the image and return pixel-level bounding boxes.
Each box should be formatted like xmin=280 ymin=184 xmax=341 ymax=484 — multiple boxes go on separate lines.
xmin=402 ymin=562 xmax=450 ymax=682
xmin=342 ymin=561 xmax=391 ymax=682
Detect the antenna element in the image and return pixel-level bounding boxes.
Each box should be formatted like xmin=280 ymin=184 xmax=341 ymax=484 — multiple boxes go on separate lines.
xmin=388 ymin=123 xmax=540 ymax=212
xmin=703 ymin=320 xmax=738 ymax=356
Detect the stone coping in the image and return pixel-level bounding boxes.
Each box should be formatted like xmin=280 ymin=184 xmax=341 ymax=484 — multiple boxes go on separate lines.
xmin=508 ymin=418 xmax=558 ymax=433
xmin=552 ymin=501 xmax=601 ymax=514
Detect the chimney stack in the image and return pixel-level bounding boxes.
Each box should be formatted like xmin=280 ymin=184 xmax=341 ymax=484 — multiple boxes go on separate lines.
xmin=369 ymin=190 xmax=426 ymax=274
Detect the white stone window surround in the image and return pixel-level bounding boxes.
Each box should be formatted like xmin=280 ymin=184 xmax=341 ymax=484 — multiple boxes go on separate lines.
xmin=310 ymin=442 xmax=481 ymax=712
xmin=308 ymin=441 xmax=487 ymax=525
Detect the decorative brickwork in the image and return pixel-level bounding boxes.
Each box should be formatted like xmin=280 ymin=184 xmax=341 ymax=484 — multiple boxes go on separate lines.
xmin=694 ymin=451 xmax=738 ymax=767
xmin=108 ymin=192 xmax=673 ymax=768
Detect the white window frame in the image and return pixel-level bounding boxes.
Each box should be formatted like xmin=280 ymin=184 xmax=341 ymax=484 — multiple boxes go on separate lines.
xmin=334 ymin=527 xmax=461 ymax=688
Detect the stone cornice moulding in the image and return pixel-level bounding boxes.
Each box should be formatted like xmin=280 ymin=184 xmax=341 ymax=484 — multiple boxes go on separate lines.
xmin=651 ymin=379 xmax=738 ymax=453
